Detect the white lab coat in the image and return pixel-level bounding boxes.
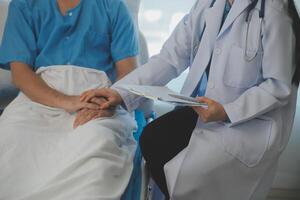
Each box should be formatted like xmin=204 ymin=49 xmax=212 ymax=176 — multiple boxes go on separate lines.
xmin=113 ymin=0 xmax=298 ymax=199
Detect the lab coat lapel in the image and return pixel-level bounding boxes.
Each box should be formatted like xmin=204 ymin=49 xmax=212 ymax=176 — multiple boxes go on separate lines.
xmin=181 ymin=0 xmax=225 ymax=96
xmin=205 ymin=0 xmax=225 ymax=42
xmin=218 ymin=0 xmax=251 ymax=38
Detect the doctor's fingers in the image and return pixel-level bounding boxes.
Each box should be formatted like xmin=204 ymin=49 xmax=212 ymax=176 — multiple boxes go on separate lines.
xmin=98 ymin=90 xmax=123 ymax=109
xmin=192 ymin=106 xmax=211 ymax=123
xmin=99 ymin=101 xmax=114 ymax=110
xmin=74 ymin=109 xmax=114 ymax=128
xmin=90 ymin=97 xmax=107 ymax=106
xmin=196 ymin=96 xmax=214 ymax=105
xmin=80 ymin=88 xmax=109 ymax=102
xmin=80 ymin=89 xmax=99 ymax=102
xmin=81 ymin=89 xmax=122 ymax=109
xmin=90 ymin=97 xmax=117 ymax=111
xmin=79 ymin=101 xmax=101 ymax=111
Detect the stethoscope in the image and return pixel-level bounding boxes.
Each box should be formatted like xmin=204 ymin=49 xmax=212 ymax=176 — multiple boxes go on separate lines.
xmin=244 ymin=0 xmax=266 ymax=62
xmin=192 ymin=0 xmax=267 ymax=63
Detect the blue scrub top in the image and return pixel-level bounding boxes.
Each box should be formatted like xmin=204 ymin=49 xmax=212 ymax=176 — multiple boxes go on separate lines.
xmin=0 ymin=0 xmax=139 ymax=82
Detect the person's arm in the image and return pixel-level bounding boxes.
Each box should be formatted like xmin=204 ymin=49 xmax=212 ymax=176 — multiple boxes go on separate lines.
xmin=72 ymin=0 xmax=139 ymax=127
xmin=80 ymin=0 xmax=211 ymax=111
xmin=0 ymin=1 xmax=98 ymax=113
xmin=115 ymin=56 xmax=137 ymax=80
xmin=192 ymin=5 xmax=296 ymax=125
xmin=80 ymin=0 xmax=139 ymax=106
xmin=11 ymin=62 xmax=100 ymax=113
xmin=73 ymin=57 xmax=137 ymax=128
xmin=110 ymin=0 xmax=211 ymax=112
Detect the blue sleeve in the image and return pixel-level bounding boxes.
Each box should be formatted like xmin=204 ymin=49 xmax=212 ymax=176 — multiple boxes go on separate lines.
xmin=108 ymin=0 xmax=139 ymax=63
xmin=0 ymin=0 xmax=37 ymax=70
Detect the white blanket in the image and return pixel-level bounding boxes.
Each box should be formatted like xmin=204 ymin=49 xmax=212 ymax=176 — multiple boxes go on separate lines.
xmin=0 ymin=66 xmax=137 ymax=200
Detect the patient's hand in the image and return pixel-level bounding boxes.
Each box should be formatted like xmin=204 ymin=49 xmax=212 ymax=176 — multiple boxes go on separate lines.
xmin=80 ymin=88 xmax=122 ymax=109
xmin=73 ymin=107 xmax=115 ymax=128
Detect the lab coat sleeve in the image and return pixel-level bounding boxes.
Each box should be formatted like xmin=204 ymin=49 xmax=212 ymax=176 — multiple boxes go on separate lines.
xmin=112 ymin=0 xmax=209 ymax=112
xmin=223 ymin=11 xmax=296 ymax=127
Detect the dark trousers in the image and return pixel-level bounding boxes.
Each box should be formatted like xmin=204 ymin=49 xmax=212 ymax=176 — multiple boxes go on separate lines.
xmin=139 ymin=107 xmax=198 ymax=199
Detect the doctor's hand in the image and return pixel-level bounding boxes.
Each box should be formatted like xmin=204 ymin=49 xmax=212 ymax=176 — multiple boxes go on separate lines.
xmin=80 ymin=88 xmax=123 ymax=109
xmin=73 ymin=107 xmax=115 ymax=128
xmin=192 ymin=97 xmax=228 ymax=123
xmin=62 ymin=95 xmax=101 ymax=113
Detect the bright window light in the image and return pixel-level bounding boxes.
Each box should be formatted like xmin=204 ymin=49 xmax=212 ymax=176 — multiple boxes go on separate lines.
xmin=139 ymin=0 xmax=196 ymax=91
xmin=143 ymin=10 xmax=163 ymax=22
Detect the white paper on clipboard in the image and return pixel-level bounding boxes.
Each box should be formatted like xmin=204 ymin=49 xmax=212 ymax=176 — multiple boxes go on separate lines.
xmin=119 ymin=84 xmax=208 ymax=107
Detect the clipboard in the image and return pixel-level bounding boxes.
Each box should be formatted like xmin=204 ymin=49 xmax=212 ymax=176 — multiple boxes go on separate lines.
xmin=119 ymin=84 xmax=208 ymax=108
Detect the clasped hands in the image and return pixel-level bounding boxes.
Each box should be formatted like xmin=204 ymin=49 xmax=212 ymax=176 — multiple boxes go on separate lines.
xmin=71 ymin=88 xmax=228 ymax=127
xmin=62 ymin=92 xmax=116 ymax=128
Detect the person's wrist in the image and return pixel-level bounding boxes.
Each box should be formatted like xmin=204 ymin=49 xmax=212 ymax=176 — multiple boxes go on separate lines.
xmin=58 ymin=95 xmax=74 ymax=111
xmin=223 ymin=115 xmax=231 ymax=123
xmin=116 ymin=94 xmax=123 ymax=105
xmin=220 ymin=104 xmax=229 ymax=122
xmin=110 ymin=88 xmax=125 ymax=106
xmin=221 ymin=108 xmax=230 ymax=123
xmin=110 ymin=89 xmax=123 ymax=106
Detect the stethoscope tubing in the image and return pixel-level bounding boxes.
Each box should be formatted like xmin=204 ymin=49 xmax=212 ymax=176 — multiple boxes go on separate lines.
xmin=244 ymin=0 xmax=265 ymax=62
xmin=192 ymin=0 xmax=266 ymax=62
xmin=246 ymin=0 xmax=265 ymax=22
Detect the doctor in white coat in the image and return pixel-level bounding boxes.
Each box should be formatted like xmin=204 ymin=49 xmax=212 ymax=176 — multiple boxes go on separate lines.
xmin=80 ymin=0 xmax=300 ymax=199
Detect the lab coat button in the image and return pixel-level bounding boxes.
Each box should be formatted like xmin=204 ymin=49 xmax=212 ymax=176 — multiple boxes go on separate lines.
xmin=69 ymin=12 xmax=73 ymax=17
xmin=215 ymin=48 xmax=221 ymax=55
xmin=67 ymin=62 xmax=71 ymax=65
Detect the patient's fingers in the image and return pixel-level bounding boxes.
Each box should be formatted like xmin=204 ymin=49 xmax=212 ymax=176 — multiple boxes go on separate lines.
xmin=74 ymin=109 xmax=96 ymax=128
xmin=73 ymin=109 xmax=85 ymax=128
xmin=91 ymin=110 xmax=113 ymax=120
xmin=73 ymin=109 xmax=114 ymax=129
xmin=81 ymin=102 xmax=100 ymax=110
xmin=81 ymin=111 xmax=95 ymax=125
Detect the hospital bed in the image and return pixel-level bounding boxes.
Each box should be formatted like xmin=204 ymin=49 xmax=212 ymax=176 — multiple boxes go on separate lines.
xmin=1 ymin=0 xmax=299 ymax=199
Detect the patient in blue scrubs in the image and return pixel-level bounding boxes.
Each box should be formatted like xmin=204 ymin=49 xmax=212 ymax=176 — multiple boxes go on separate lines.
xmin=0 ymin=0 xmax=139 ymax=199
xmin=0 ymin=0 xmax=139 ymax=124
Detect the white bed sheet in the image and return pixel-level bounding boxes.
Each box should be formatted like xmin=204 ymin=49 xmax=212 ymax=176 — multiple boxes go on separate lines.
xmin=0 ymin=66 xmax=137 ymax=200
